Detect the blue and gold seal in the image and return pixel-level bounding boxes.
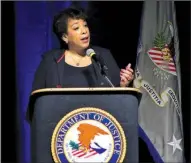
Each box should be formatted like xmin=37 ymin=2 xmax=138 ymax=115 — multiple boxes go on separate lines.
xmin=51 ymin=107 xmax=127 ymax=163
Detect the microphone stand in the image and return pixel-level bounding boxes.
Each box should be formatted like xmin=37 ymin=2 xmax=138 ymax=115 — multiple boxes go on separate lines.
xmin=103 ymin=75 xmax=115 ymax=87
xmin=90 ymin=53 xmax=115 ymax=87
xmin=100 ymin=65 xmax=115 ymax=88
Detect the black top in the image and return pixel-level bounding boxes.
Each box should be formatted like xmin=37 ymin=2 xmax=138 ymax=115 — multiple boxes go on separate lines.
xmin=63 ymin=62 xmax=98 ymax=87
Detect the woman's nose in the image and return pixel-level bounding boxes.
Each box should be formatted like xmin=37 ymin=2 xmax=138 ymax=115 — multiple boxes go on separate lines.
xmin=81 ymin=27 xmax=87 ymax=34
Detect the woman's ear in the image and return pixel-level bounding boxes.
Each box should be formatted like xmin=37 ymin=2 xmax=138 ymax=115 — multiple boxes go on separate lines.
xmin=62 ymin=34 xmax=68 ymax=44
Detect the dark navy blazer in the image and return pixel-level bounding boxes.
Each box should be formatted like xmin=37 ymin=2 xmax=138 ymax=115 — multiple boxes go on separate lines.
xmin=31 ymin=46 xmax=121 ymax=91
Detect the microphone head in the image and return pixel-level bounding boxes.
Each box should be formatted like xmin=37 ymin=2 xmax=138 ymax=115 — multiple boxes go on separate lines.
xmin=86 ymin=48 xmax=95 ymax=57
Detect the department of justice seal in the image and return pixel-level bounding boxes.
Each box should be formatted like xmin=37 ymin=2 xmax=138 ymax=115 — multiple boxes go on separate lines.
xmin=51 ymin=107 xmax=127 ymax=163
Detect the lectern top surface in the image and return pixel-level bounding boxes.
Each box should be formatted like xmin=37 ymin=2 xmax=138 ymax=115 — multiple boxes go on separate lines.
xmin=31 ymin=87 xmax=141 ymax=95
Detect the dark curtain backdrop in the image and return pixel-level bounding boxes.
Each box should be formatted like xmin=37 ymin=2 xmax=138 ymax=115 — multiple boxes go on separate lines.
xmin=2 ymin=1 xmax=190 ymax=163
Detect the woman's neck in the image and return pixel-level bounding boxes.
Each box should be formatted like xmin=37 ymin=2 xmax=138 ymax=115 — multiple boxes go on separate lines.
xmin=67 ymin=47 xmax=86 ymax=57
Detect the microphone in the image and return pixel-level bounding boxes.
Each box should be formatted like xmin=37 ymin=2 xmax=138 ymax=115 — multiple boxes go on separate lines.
xmin=86 ymin=48 xmax=114 ymax=87
xmin=86 ymin=48 xmax=108 ymax=71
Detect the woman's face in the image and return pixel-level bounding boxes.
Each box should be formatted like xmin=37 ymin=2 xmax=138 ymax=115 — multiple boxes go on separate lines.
xmin=63 ymin=18 xmax=90 ymax=51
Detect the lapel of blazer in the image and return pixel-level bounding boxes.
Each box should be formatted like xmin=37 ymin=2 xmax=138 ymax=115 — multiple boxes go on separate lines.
xmin=53 ymin=49 xmax=66 ymax=88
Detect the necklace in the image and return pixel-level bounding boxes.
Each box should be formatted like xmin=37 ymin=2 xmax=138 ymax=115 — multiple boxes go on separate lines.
xmin=69 ymin=54 xmax=86 ymax=66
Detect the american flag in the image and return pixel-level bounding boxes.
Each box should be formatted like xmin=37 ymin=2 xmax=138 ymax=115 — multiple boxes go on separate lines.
xmin=71 ymin=143 xmax=99 ymax=159
xmin=148 ymin=47 xmax=177 ymax=75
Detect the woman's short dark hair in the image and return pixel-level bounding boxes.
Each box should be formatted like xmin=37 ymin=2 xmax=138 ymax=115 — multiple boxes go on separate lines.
xmin=53 ymin=7 xmax=88 ymax=39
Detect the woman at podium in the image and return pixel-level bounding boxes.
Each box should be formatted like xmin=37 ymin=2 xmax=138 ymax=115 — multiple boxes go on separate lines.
xmin=31 ymin=7 xmax=134 ymax=91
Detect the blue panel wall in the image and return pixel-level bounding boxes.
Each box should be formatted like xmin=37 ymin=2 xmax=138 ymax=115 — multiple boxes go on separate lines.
xmin=15 ymin=1 xmax=88 ymax=163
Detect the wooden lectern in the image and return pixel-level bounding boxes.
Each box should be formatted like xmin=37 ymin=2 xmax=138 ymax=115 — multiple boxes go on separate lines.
xmin=27 ymin=88 xmax=142 ymax=163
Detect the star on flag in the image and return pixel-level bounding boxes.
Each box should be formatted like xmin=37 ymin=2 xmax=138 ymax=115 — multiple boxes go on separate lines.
xmin=167 ymin=135 xmax=182 ymax=154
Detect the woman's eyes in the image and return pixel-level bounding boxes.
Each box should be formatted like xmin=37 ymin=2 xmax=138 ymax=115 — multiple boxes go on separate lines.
xmin=73 ymin=27 xmax=79 ymax=30
xmin=73 ymin=24 xmax=88 ymax=30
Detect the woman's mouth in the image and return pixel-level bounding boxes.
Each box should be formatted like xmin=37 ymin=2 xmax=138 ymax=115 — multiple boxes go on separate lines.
xmin=81 ymin=36 xmax=89 ymax=43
